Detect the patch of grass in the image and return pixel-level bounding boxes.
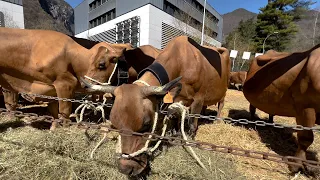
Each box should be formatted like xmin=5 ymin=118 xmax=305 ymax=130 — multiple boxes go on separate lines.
xmin=0 ymin=122 xmax=242 ymax=180
xmin=198 ymin=89 xmax=320 ymax=180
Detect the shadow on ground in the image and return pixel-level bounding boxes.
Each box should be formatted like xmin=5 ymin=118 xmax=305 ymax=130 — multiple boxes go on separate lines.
xmin=226 ymin=109 xmax=320 ymax=177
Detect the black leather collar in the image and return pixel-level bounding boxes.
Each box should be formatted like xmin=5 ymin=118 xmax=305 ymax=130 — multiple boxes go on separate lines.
xmin=137 ymin=62 xmax=169 ymax=86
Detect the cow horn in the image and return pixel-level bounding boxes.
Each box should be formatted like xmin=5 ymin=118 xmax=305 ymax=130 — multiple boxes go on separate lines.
xmin=142 ymin=76 xmax=182 ymax=96
xmin=80 ymin=77 xmax=116 ymax=94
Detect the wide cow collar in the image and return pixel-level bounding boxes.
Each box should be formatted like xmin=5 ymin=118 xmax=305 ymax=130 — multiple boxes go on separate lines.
xmin=137 ymin=62 xmax=169 ymax=86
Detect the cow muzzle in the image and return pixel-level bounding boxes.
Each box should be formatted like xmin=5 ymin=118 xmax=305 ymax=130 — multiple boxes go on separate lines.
xmin=118 ymin=155 xmax=148 ymax=176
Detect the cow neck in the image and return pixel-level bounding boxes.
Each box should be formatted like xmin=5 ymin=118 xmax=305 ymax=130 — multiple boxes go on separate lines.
xmin=135 ymin=72 xmax=161 ymax=87
xmin=137 ymin=62 xmax=170 ymax=86
xmin=70 ymin=46 xmax=93 ymax=78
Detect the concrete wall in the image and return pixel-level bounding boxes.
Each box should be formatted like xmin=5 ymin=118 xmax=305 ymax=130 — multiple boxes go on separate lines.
xmin=76 ymin=4 xmax=151 ymax=47
xmin=116 ymin=0 xmax=163 ymax=17
xmin=76 ymin=4 xmax=221 ymax=49
xmin=148 ymin=4 xmax=221 ymax=48
xmin=89 ymin=0 xmax=115 ymax=21
xmin=74 ymin=0 xmax=89 ymax=34
xmin=75 ymin=0 xmax=223 ymax=42
xmin=0 ymin=0 xmax=24 ymax=29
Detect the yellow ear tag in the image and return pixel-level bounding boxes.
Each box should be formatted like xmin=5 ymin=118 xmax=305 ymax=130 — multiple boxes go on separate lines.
xmin=163 ymin=92 xmax=174 ymax=103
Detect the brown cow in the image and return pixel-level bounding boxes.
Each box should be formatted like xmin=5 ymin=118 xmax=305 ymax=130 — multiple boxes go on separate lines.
xmin=81 ymin=36 xmax=231 ymax=176
xmin=243 ymin=45 xmax=320 ymax=172
xmin=229 ymin=71 xmax=247 ymax=90
xmin=0 ymin=27 xmax=129 ymax=130
xmin=0 ymin=29 xmax=161 ymax=125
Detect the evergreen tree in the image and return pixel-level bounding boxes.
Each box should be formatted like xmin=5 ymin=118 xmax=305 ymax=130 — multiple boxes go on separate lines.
xmin=255 ymin=0 xmax=314 ymax=52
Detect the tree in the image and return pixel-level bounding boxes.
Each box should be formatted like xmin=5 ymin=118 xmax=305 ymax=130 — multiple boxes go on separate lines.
xmin=254 ymin=0 xmax=315 ymax=52
xmin=225 ymin=18 xmax=257 ymax=71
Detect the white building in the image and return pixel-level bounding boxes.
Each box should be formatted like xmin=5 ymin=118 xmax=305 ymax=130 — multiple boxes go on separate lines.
xmin=74 ymin=0 xmax=223 ymax=49
xmin=0 ymin=0 xmax=24 ymax=29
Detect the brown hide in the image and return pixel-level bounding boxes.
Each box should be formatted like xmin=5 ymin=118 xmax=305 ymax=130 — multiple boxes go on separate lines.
xmin=229 ymin=71 xmax=247 ymax=85
xmin=243 ymin=44 xmax=320 ymax=172
xmin=229 ymin=71 xmax=247 ymax=90
xmin=0 ymin=27 xmax=128 ymax=130
xmin=82 ymin=36 xmax=231 ymax=176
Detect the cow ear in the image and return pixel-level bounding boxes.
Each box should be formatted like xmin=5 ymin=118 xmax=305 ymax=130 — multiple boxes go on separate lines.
xmin=93 ymin=46 xmax=108 ymax=61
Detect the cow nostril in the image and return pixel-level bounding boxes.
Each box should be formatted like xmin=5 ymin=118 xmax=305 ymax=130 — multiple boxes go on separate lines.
xmin=118 ymin=162 xmax=134 ymax=175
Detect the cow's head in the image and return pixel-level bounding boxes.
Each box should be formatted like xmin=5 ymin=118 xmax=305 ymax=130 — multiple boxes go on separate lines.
xmin=80 ymin=77 xmax=182 ymax=176
xmin=85 ymin=42 xmax=130 ymax=85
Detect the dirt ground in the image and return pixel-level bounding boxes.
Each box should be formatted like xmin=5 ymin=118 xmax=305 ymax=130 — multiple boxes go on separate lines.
xmin=0 ymin=89 xmax=319 ymax=180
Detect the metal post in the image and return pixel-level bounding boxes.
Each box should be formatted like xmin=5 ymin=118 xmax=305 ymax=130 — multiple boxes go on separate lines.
xmin=201 ymin=0 xmax=207 ymax=45
xmin=262 ymin=31 xmax=278 ymax=53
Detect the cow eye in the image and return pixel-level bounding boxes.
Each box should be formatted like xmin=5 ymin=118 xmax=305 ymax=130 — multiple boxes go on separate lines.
xmin=139 ymin=117 xmax=151 ymax=133
xmin=98 ymin=61 xmax=106 ymax=70
xmin=112 ymin=57 xmax=118 ymax=63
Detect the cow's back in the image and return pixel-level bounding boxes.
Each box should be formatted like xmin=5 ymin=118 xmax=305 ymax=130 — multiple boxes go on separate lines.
xmin=159 ymin=36 xmax=230 ymax=106
xmin=243 ymin=46 xmax=319 ymax=116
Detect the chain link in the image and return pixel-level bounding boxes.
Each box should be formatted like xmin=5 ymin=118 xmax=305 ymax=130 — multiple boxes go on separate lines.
xmin=1 ymin=89 xmax=113 ymax=108
xmin=2 ymin=88 xmax=319 ymax=133
xmin=160 ymin=110 xmax=320 ymax=133
xmin=1 ymin=90 xmax=320 ymax=169
xmin=0 ymin=108 xmax=319 ymax=170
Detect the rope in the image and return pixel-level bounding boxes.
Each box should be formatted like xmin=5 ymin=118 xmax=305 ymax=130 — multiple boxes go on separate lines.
xmin=169 ymin=102 xmax=208 ymax=171
xmin=121 ymin=112 xmax=159 ymax=158
xmin=117 ymin=112 xmax=169 ymax=159
xmin=84 ymin=62 xmax=118 ymax=86
xmin=133 ymin=80 xmax=151 ymax=87
xmin=90 ymin=133 xmax=107 ymax=159
xmin=74 ymin=96 xmax=110 ymax=159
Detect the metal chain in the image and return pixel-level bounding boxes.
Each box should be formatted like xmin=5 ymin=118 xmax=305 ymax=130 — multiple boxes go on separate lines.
xmin=0 ymin=108 xmax=319 ymax=170
xmin=160 ymin=110 xmax=320 ymax=133
xmin=1 ymin=89 xmax=113 ymax=108
xmin=1 ymin=88 xmax=319 ymax=133
xmin=1 ymin=87 xmax=319 ymax=133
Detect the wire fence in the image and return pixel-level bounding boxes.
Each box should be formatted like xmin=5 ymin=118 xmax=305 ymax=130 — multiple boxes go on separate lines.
xmin=0 ymin=90 xmax=320 ymax=170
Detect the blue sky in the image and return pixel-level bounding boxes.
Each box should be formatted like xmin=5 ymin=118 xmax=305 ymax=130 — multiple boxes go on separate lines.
xmin=66 ymin=0 xmax=320 ymax=15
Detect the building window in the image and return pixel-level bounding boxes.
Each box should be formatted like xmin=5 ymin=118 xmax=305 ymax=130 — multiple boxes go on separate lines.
xmin=116 ymin=16 xmax=140 ymax=48
xmin=163 ymin=0 xmax=219 ymax=38
xmin=89 ymin=0 xmax=109 ymax=12
xmin=89 ymin=8 xmax=116 ymax=29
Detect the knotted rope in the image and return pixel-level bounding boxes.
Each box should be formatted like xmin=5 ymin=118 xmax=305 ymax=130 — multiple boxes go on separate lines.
xmin=168 ymin=102 xmax=208 ymax=171
xmin=73 ymin=95 xmax=110 ymax=159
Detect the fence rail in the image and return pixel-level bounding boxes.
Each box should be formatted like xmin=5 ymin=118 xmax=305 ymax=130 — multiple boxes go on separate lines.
xmin=0 ymin=91 xmax=320 ymax=170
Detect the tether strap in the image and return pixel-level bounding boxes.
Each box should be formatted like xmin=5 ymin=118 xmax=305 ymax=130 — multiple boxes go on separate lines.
xmin=137 ymin=62 xmax=169 ymax=86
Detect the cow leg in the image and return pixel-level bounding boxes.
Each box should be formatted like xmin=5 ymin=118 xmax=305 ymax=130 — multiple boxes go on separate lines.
xmin=316 ymin=113 xmax=320 ymax=125
xmin=289 ymin=108 xmax=316 ymax=173
xmin=189 ymin=99 xmax=204 ymax=138
xmin=217 ymin=95 xmax=226 ymax=119
xmin=52 ymin=82 xmax=76 ymax=131
xmin=249 ymin=104 xmax=256 ymax=121
xmin=3 ymin=91 xmax=19 ymax=120
xmin=268 ymin=114 xmax=274 ymax=123
xmin=3 ymin=91 xmax=19 ymax=111
xmin=47 ymin=100 xmax=59 ymax=119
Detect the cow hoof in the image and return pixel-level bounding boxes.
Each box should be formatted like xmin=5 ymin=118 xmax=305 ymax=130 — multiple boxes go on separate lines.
xmin=188 ymin=125 xmax=197 ymax=139
xmin=62 ymin=119 xmax=72 ymax=128
xmin=288 ymin=163 xmax=304 ymax=174
xmin=50 ymin=122 xmax=58 ymax=131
